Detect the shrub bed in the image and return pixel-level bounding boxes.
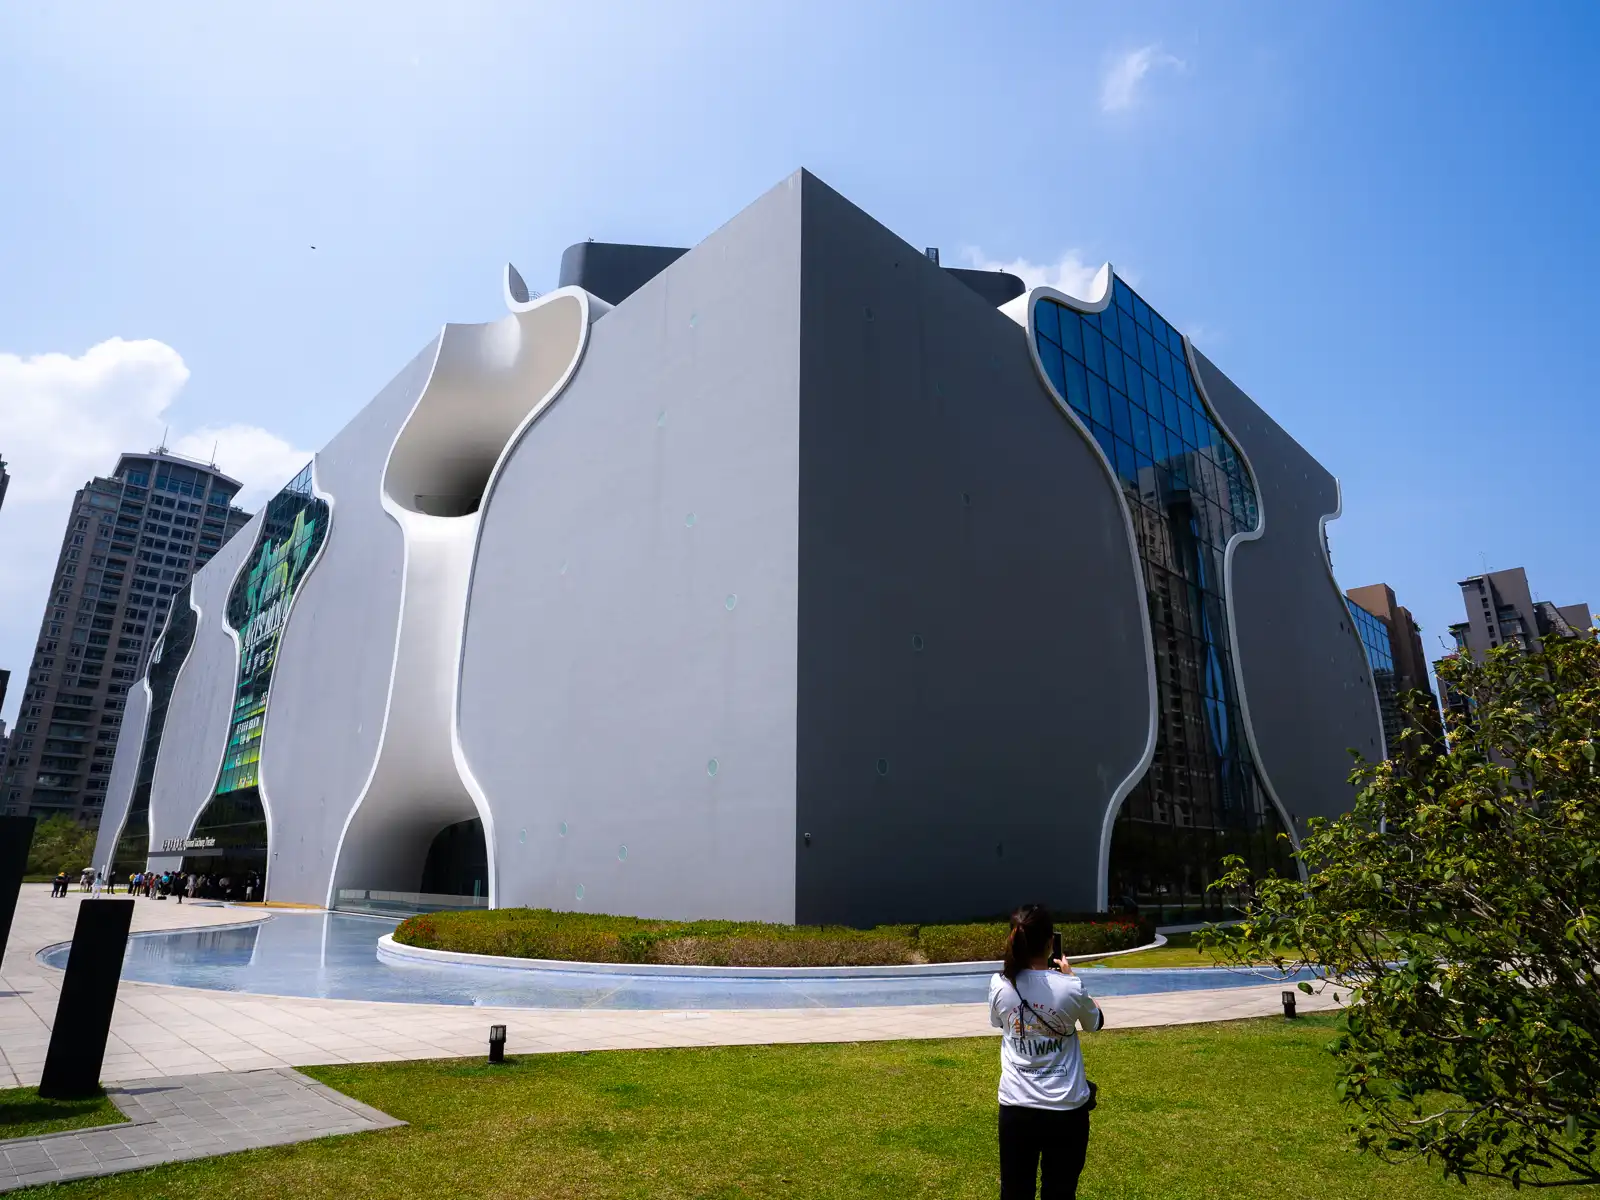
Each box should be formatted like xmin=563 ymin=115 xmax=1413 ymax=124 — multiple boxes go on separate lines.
xmin=393 ymin=909 xmax=1152 ymax=967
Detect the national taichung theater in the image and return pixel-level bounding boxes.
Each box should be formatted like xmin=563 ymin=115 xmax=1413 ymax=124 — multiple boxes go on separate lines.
xmin=94 ymin=171 xmax=1384 ymax=926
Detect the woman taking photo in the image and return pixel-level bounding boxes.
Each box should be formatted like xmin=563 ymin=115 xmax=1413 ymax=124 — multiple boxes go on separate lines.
xmin=989 ymin=904 xmax=1104 ymax=1199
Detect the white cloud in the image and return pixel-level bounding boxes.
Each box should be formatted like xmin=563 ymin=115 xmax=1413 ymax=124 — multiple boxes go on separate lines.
xmin=963 ymin=248 xmax=1105 ymax=302
xmin=0 ymin=338 xmax=312 ymax=723
xmin=1101 ymin=45 xmax=1184 ymax=113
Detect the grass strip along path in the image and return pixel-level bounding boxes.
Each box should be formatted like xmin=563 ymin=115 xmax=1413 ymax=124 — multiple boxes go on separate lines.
xmin=0 ymin=1088 xmax=126 ymax=1142
xmin=14 ymin=1016 xmax=1555 ymax=1199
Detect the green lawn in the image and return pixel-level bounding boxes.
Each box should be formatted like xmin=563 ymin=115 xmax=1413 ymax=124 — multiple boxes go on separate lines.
xmin=14 ymin=1015 xmax=1578 ymax=1198
xmin=0 ymin=1087 xmax=126 ymax=1142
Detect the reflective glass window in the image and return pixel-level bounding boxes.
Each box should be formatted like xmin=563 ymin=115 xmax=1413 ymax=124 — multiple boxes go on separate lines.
xmin=1034 ymin=281 xmax=1292 ymax=924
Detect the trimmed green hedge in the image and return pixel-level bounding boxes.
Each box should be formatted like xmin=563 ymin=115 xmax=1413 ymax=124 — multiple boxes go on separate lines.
xmin=392 ymin=908 xmax=1152 ymax=968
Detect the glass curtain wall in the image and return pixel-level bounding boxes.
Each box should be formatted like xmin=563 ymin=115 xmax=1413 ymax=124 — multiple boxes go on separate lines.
xmin=1033 ymin=277 xmax=1295 ymax=924
xmin=1347 ymin=599 xmax=1399 ymax=753
xmin=183 ymin=464 xmax=328 ymax=893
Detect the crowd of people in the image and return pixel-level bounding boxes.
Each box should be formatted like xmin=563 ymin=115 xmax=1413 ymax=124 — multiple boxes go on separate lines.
xmin=48 ymin=867 xmax=264 ymax=903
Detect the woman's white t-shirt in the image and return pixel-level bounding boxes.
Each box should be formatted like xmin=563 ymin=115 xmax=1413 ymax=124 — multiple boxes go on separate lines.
xmin=989 ymin=969 xmax=1103 ymax=1110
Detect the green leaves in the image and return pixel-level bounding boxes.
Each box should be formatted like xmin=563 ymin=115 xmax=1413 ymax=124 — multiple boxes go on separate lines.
xmin=1205 ymin=624 xmax=1600 ymax=1188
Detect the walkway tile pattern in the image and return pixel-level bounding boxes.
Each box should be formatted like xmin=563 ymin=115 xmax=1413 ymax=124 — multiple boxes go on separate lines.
xmin=2 ymin=885 xmax=1341 ymax=1091
xmin=0 ymin=1067 xmax=404 ymax=1193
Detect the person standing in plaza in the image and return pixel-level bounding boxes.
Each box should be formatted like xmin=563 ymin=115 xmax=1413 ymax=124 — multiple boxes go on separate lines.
xmin=989 ymin=904 xmax=1104 ymax=1199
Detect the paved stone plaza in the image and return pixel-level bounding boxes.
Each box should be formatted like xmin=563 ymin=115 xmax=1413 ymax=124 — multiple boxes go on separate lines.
xmin=0 ymin=1066 xmax=404 ymax=1193
xmin=2 ymin=884 xmax=1339 ymax=1090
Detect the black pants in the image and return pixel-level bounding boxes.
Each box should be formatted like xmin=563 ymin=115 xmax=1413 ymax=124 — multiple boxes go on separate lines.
xmin=998 ymin=1104 xmax=1090 ymax=1199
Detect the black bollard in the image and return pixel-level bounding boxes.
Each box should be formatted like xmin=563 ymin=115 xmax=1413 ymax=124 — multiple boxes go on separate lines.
xmin=488 ymin=1024 xmax=507 ymax=1064
xmin=39 ymin=898 xmax=135 ymax=1098
xmin=1282 ymin=990 xmax=1298 ymax=1019
xmin=0 ymin=815 xmax=36 ymax=963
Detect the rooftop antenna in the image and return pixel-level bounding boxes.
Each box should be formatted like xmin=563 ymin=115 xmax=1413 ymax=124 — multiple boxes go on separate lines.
xmin=210 ymin=440 xmax=218 ymax=468
xmin=1479 ymin=550 xmax=1489 ymax=575
xmin=153 ymin=426 xmax=170 ymax=455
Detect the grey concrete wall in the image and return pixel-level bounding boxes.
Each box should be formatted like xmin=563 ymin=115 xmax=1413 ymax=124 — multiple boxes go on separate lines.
xmin=144 ymin=511 xmax=264 ymax=859
xmin=92 ymin=679 xmax=150 ymax=869
xmin=461 ymin=175 xmax=805 ymax=922
xmin=1192 ymin=348 xmax=1382 ymax=829
xmin=257 ymin=343 xmax=436 ymax=904
xmin=793 ymin=173 xmax=1152 ymax=925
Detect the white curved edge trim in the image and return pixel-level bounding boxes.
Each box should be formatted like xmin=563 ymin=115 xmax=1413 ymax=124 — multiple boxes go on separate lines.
xmin=1320 ymin=479 xmax=1390 ymax=761
xmin=252 ymin=458 xmax=336 ymax=900
xmin=98 ymin=648 xmax=163 ymax=874
xmin=1183 ymin=337 xmax=1305 ymax=873
xmin=1017 ymin=275 xmax=1161 ymax=913
xmin=449 ymin=285 xmax=612 ymax=910
xmin=376 ymin=931 xmax=1167 ymax=979
xmin=325 ymin=330 xmax=450 ymax=912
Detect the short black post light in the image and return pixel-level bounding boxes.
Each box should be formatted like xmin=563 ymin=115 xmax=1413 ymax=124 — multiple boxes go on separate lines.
xmin=1282 ymin=990 xmax=1298 ymax=1019
xmin=488 ymin=1024 xmax=507 ymax=1064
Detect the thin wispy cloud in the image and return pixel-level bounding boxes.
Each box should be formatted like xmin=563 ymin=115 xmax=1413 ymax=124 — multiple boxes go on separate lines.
xmin=963 ymin=248 xmax=1105 ymax=302
xmin=1101 ymin=45 xmax=1185 ymax=113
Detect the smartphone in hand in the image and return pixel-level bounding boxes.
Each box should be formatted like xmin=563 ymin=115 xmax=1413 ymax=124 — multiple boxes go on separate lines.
xmin=1051 ymin=931 xmax=1063 ymax=964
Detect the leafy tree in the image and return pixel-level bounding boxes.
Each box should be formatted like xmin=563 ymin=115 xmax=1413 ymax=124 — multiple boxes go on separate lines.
xmin=1204 ymin=624 xmax=1600 ymax=1188
xmin=24 ymin=814 xmax=99 ymax=877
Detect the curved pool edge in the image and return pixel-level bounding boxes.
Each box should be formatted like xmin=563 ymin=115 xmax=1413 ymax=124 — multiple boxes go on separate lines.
xmin=34 ymin=912 xmax=278 ymax=971
xmin=375 ymin=932 xmax=1170 ymax=979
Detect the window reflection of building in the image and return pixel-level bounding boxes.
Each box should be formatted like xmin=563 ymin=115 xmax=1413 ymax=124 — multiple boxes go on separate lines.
xmin=1034 ymin=279 xmax=1294 ymax=925
xmin=1345 ymin=599 xmax=1399 ymax=752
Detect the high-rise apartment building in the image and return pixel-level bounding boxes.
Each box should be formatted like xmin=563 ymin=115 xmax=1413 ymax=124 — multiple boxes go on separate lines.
xmin=1346 ymin=583 xmax=1438 ymax=752
xmin=1448 ymin=568 xmax=1590 ymax=657
xmin=1438 ymin=567 xmax=1592 ymax=722
xmin=2 ymin=451 xmax=251 ymax=823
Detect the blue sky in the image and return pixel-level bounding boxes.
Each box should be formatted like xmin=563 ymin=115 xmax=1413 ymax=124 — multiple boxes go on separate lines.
xmin=1 ymin=1 xmax=1596 ymax=725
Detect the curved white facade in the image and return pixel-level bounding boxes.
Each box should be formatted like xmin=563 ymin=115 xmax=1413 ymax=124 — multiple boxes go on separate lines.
xmin=96 ymin=170 xmax=1380 ymax=926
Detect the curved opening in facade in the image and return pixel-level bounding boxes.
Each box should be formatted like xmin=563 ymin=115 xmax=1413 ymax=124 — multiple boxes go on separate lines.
xmin=382 ymin=292 xmax=585 ymax=517
xmin=332 ymin=805 xmax=488 ymax=916
xmin=1030 ymin=276 xmax=1295 ymax=924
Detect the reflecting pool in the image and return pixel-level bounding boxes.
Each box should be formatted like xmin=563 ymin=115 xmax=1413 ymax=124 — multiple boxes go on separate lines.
xmin=39 ymin=912 xmax=1320 ymax=1010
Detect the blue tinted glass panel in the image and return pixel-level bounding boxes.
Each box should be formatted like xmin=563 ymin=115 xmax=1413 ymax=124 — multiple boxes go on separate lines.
xmin=1115 ymin=438 xmax=1138 ymax=480
xmin=1156 ymin=345 xmax=1175 ymax=391
xmin=1123 ymin=355 xmax=1144 ymax=409
xmin=1064 ymin=357 xmax=1090 ymax=415
xmin=1104 ymin=344 xmax=1126 ymax=392
xmin=1091 ymin=421 xmax=1116 ymax=462
xmin=1119 ymin=308 xmax=1140 ymax=350
xmin=1132 ymin=292 xmax=1151 ymax=330
xmin=1087 ymin=369 xmax=1111 ymax=426
xmin=1105 ymin=379 xmax=1130 ymax=440
xmin=1036 ymin=298 xmax=1061 ymax=346
xmin=1083 ymin=328 xmax=1105 ymax=378
xmin=1138 ymin=327 xmax=1159 ymax=368
xmin=1168 ymin=324 xmax=1186 ymax=355
xmin=1100 ymin=306 xmax=1121 ymax=347
xmin=1160 ymin=380 xmax=1180 ymax=429
xmin=1114 ymin=277 xmax=1133 ymax=312
xmin=1149 ymin=420 xmax=1170 ymax=464
xmin=1179 ymin=402 xmax=1199 ymax=447
xmin=1059 ymin=311 xmax=1084 ymax=361
xmin=1038 ymin=339 xmax=1067 ymax=399
xmin=1130 ymin=405 xmax=1152 ymax=457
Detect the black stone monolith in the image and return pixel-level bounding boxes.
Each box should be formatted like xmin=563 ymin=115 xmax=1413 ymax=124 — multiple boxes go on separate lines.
xmin=38 ymin=898 xmax=134 ymax=1099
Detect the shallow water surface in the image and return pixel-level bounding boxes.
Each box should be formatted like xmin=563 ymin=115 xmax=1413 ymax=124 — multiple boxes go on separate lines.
xmin=39 ymin=913 xmax=1319 ymax=1010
